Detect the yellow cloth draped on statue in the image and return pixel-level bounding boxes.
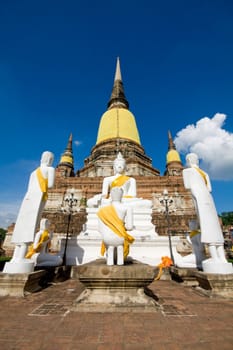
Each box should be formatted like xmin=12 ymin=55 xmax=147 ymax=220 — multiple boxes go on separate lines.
xmin=25 ymin=230 xmax=50 ymax=259
xmin=106 ymin=174 xmax=132 ymax=199
xmin=36 ymin=167 xmax=48 ymax=201
xmin=110 ymin=175 xmax=132 ymax=198
xmin=97 ymin=205 xmax=135 ymax=258
xmin=189 ymin=230 xmax=200 ymax=239
xmin=110 ymin=174 xmax=130 ymax=188
xmin=195 ymin=167 xmax=207 ymax=185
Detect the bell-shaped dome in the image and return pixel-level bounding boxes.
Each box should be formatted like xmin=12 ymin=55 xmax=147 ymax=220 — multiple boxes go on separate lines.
xmin=166 ymin=149 xmax=181 ymax=163
xmin=96 ymin=108 xmax=141 ymax=145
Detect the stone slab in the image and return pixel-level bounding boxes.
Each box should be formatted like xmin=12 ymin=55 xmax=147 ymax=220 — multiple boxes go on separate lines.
xmin=194 ymin=270 xmax=233 ymax=299
xmin=170 ymin=266 xmax=199 ymax=286
xmin=0 ymin=266 xmax=71 ymax=297
xmin=0 ymin=270 xmax=46 ymax=297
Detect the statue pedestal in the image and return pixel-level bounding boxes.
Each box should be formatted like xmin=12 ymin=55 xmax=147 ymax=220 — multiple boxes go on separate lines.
xmin=3 ymin=259 xmax=35 ymax=274
xmin=202 ymin=258 xmax=233 ymax=274
xmin=194 ymin=271 xmax=233 ymax=299
xmin=71 ymin=259 xmax=159 ymax=312
xmin=60 ymin=235 xmax=181 ymax=266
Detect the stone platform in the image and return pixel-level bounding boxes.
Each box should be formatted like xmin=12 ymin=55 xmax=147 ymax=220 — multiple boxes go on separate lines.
xmin=1 ymin=277 xmax=233 ymax=349
xmin=169 ymin=266 xmax=233 ymax=299
xmin=0 ymin=270 xmax=47 ymax=297
xmin=0 ymin=266 xmax=71 ymax=297
xmin=60 ymin=235 xmax=181 ymax=266
xmin=170 ymin=266 xmax=199 ymax=286
xmin=71 ymin=259 xmax=159 ymax=312
xmin=194 ymin=271 xmax=233 ymax=299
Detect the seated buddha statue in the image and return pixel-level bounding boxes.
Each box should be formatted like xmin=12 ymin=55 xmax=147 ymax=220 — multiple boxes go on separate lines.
xmin=87 ymin=152 xmax=151 ymax=209
xmin=25 ymin=218 xmax=62 ymax=267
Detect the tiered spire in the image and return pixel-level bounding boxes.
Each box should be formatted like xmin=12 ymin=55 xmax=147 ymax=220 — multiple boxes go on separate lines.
xmin=165 ymin=131 xmax=183 ymax=176
xmin=107 ymin=57 xmax=129 ymax=110
xmin=168 ymin=130 xmax=177 ymax=151
xmin=58 ymin=133 xmax=74 ymax=177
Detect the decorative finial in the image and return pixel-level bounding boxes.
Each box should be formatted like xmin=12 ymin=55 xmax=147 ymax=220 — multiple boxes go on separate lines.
xmin=168 ymin=130 xmax=176 ymax=150
xmin=107 ymin=57 xmax=129 ymax=110
xmin=114 ymin=57 xmax=122 ymax=81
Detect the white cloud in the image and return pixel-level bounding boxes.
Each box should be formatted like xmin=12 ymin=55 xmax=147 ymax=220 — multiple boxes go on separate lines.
xmin=74 ymin=140 xmax=82 ymax=146
xmin=174 ymin=114 xmax=233 ymax=180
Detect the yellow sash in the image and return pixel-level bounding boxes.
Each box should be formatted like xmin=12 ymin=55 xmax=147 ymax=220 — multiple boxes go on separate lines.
xmin=97 ymin=205 xmax=134 ymax=258
xmin=25 ymin=230 xmax=50 ymax=259
xmin=110 ymin=175 xmax=130 ymax=189
xmin=36 ymin=167 xmax=48 ymax=201
xmin=105 ymin=174 xmax=132 ymax=199
xmin=189 ymin=230 xmax=200 ymax=239
xmin=195 ymin=167 xmax=207 ymax=185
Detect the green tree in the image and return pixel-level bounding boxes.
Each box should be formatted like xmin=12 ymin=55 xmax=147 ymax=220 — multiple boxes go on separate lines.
xmin=0 ymin=228 xmax=7 ymax=244
xmin=220 ymin=212 xmax=233 ymax=226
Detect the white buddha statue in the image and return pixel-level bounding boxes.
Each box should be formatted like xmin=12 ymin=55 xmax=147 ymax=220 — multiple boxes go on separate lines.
xmin=97 ymin=187 xmax=134 ymax=265
xmin=11 ymin=151 xmax=55 ymax=260
xmin=183 ymin=152 xmax=233 ymax=274
xmin=87 ymin=152 xmax=151 ymax=209
xmin=4 ymin=151 xmax=56 ymax=273
xmin=25 ymin=218 xmax=62 ymax=267
xmin=82 ymin=152 xmax=156 ymax=241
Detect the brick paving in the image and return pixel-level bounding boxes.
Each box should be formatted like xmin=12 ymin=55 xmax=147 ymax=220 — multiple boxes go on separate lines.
xmin=0 ymin=276 xmax=233 ymax=350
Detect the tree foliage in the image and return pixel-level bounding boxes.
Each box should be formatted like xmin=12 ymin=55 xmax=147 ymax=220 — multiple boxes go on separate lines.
xmin=0 ymin=228 xmax=7 ymax=243
xmin=220 ymin=212 xmax=233 ymax=226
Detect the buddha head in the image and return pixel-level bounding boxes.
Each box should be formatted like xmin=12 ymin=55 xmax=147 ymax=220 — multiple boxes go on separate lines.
xmin=39 ymin=218 xmax=50 ymax=231
xmin=41 ymin=151 xmax=54 ymax=166
xmin=186 ymin=153 xmax=199 ymax=168
xmin=113 ymin=152 xmax=126 ymax=174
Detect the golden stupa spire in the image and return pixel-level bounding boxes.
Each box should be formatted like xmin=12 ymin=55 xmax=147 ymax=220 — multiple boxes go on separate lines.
xmin=164 ymin=130 xmax=183 ymax=176
xmin=96 ymin=58 xmax=140 ymax=145
xmin=166 ymin=130 xmax=181 ymax=163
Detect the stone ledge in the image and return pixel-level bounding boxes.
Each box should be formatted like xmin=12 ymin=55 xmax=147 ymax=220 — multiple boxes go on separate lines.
xmin=170 ymin=266 xmax=199 ymax=286
xmin=0 ymin=270 xmax=46 ymax=297
xmin=0 ymin=266 xmax=71 ymax=297
xmin=194 ymin=271 xmax=233 ymax=299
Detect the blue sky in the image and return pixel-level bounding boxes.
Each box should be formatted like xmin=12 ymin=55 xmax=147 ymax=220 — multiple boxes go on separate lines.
xmin=0 ymin=0 xmax=233 ymax=228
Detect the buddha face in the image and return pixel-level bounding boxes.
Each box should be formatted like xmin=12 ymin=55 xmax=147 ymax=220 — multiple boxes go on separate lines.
xmin=114 ymin=159 xmax=126 ymax=174
xmin=41 ymin=151 xmax=54 ymax=166
xmin=40 ymin=218 xmax=50 ymax=230
xmin=186 ymin=153 xmax=199 ymax=167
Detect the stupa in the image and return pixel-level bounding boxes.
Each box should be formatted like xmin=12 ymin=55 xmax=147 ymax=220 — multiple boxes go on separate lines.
xmin=36 ymin=57 xmax=196 ymax=266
